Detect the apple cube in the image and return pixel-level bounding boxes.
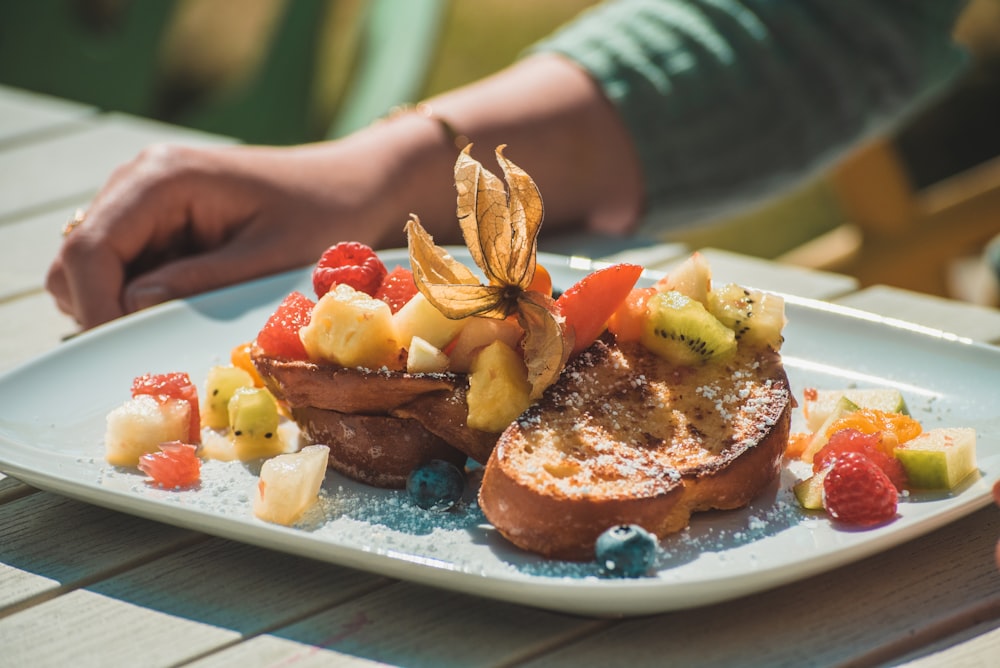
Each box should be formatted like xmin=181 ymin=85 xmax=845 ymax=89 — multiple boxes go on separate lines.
xmin=300 ymin=283 xmax=402 ymax=369
xmin=406 ymin=335 xmax=449 ymax=374
xmin=895 ymin=427 xmax=977 ymax=489
xmin=254 ymin=444 xmax=330 ymax=526
xmin=793 ymin=471 xmax=828 ymax=510
xmin=393 ymin=292 xmax=467 ymax=350
xmin=466 ymin=339 xmax=532 ymax=432
xmin=801 ymin=396 xmax=860 ymax=463
xmin=105 ymin=395 xmax=191 ymax=466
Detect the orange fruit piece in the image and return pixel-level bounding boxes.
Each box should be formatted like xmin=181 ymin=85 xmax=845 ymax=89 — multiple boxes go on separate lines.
xmin=231 ymin=340 xmax=265 ymax=387
xmin=825 ymin=408 xmax=922 ymax=453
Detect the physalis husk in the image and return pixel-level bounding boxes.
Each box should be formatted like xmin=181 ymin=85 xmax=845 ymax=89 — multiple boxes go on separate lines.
xmin=406 ymin=144 xmax=570 ymax=398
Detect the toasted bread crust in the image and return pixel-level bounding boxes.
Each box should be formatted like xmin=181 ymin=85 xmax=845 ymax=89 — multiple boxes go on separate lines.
xmin=479 ymin=339 xmax=791 ymax=560
xmin=253 ymin=349 xmax=457 ymax=414
xmin=293 ymin=406 xmax=467 ymax=488
xmin=252 ymin=347 xmax=500 ymax=487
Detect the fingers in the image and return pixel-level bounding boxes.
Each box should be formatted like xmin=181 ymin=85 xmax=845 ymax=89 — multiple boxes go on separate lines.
xmin=45 ymin=144 xmax=247 ymax=328
xmin=121 ymin=224 xmax=308 ymax=314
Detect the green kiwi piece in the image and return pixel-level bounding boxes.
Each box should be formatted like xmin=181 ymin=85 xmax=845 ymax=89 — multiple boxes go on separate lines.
xmin=203 ymin=365 xmax=255 ymax=429
xmin=708 ymin=283 xmax=786 ymax=349
xmin=641 ymin=290 xmax=736 ymax=365
xmin=228 ymin=387 xmax=281 ymax=459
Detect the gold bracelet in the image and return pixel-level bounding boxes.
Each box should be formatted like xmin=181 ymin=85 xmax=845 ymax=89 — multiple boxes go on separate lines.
xmin=385 ymin=102 xmax=469 ymax=151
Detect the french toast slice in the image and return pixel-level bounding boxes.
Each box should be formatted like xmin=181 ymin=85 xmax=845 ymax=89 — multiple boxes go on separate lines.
xmin=252 ymin=346 xmax=500 ymax=487
xmin=478 ymin=337 xmax=792 ymax=561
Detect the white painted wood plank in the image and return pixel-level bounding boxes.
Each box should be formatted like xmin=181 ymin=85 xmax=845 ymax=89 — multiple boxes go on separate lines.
xmin=190 ymin=580 xmax=603 ymax=668
xmin=834 ymin=285 xmax=1000 ymax=344
xmin=0 ymin=205 xmax=81 ymax=301
xmin=0 ymin=112 xmax=234 ymax=221
xmin=0 ymin=537 xmax=390 ymax=668
xmin=0 ymin=290 xmax=76 ymax=374
xmin=0 ymin=492 xmax=198 ymax=611
xmin=518 ymin=506 xmax=1000 ymax=668
xmin=0 ymin=85 xmax=94 ymax=143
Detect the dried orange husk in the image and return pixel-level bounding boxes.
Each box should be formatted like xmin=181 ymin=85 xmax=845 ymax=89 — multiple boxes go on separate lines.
xmin=824 ymin=408 xmax=922 ymax=454
xmin=406 ymin=145 xmax=569 ymax=398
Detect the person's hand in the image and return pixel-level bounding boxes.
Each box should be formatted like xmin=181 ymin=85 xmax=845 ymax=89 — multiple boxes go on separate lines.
xmin=46 ymin=55 xmax=644 ymax=331
xmin=46 ymin=122 xmax=456 ymax=329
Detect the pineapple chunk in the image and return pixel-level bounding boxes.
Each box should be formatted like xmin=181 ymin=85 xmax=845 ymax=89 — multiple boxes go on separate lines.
xmin=105 ymin=395 xmax=191 ymax=466
xmin=393 ymin=292 xmax=467 ymax=350
xmin=407 ymin=335 xmax=449 ymax=374
xmin=895 ymin=427 xmax=977 ymax=489
xmin=228 ymin=387 xmax=284 ymax=460
xmin=466 ymin=339 xmax=532 ymax=432
xmin=202 ymin=365 xmax=255 ymax=429
xmin=300 ymin=283 xmax=402 ymax=369
xmin=254 ymin=444 xmax=330 ymax=526
xmin=447 ymin=316 xmax=524 ymax=373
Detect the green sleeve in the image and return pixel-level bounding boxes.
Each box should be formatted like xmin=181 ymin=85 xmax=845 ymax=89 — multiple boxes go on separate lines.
xmin=531 ymin=0 xmax=969 ymax=231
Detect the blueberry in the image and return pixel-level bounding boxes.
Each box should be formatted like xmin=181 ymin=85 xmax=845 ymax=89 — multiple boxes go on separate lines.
xmin=406 ymin=459 xmax=465 ymax=510
xmin=595 ymin=524 xmax=658 ymax=578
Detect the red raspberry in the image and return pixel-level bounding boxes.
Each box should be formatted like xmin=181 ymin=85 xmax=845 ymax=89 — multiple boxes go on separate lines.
xmin=823 ymin=452 xmax=898 ymax=527
xmin=815 ymin=428 xmax=907 ymax=491
xmin=375 ymin=266 xmax=418 ymax=313
xmin=256 ymin=291 xmax=315 ymax=360
xmin=312 ymin=241 xmax=387 ymax=298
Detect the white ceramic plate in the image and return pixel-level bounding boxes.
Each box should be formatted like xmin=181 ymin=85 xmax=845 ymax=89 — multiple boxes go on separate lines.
xmin=0 ymin=249 xmax=997 ymax=617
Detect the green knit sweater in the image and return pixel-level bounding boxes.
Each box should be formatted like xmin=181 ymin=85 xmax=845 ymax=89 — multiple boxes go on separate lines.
xmin=532 ymin=0 xmax=969 ymax=233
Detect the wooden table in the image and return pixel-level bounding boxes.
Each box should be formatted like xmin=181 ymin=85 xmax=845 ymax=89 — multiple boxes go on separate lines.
xmin=1 ymin=84 xmax=999 ymax=667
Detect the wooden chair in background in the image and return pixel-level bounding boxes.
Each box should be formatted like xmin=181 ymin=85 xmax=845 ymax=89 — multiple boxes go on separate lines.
xmin=0 ymin=0 xmax=448 ymax=145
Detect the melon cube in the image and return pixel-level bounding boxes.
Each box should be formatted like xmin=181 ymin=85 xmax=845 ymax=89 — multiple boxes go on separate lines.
xmin=895 ymin=427 xmax=977 ymax=489
xmin=447 ymin=316 xmax=524 ymax=373
xmin=105 ymin=395 xmax=191 ymax=466
xmin=254 ymin=444 xmax=330 ymax=525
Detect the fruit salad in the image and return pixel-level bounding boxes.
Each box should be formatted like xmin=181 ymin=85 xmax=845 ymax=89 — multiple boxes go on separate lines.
xmin=788 ymin=387 xmax=979 ymax=527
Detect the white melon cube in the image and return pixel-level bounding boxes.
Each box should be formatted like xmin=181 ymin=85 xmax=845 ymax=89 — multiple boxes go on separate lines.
xmin=253 ymin=444 xmax=330 ymax=525
xmin=105 ymin=395 xmax=191 ymax=466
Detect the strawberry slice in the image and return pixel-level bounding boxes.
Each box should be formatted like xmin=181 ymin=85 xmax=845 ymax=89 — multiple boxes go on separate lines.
xmin=556 ymin=263 xmax=643 ymax=356
xmin=312 ymin=241 xmax=387 ymax=298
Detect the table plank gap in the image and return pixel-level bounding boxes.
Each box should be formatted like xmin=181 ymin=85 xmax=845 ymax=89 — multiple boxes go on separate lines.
xmin=0 ymin=475 xmax=38 ymax=504
xmin=0 ymin=537 xmax=391 ymax=668
xmin=0 ymin=492 xmax=203 ymax=613
xmin=515 ymin=507 xmax=1000 ymax=668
